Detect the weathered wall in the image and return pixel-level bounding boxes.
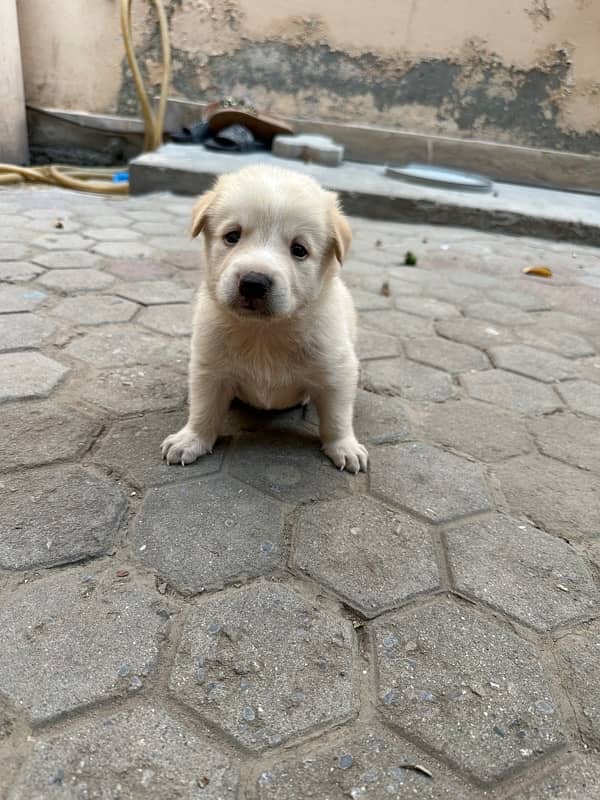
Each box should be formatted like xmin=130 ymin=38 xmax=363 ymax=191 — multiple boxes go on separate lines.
xmin=17 ymin=0 xmax=600 ymax=154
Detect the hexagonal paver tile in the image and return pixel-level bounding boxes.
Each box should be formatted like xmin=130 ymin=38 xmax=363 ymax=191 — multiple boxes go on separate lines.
xmin=32 ymin=250 xmax=103 ymax=269
xmin=558 ymin=380 xmax=600 ymax=419
xmin=229 ymin=432 xmax=353 ymax=503
xmin=373 ymin=600 xmax=565 ymax=782
xmin=0 ymin=313 xmax=57 ymax=352
xmin=463 ymin=301 xmax=533 ymax=326
xmin=494 ymin=455 xmax=600 ymax=540
xmin=353 ymin=388 xmax=412 ymax=444
xmin=421 ymin=401 xmax=531 ymax=461
xmin=94 ymin=411 xmax=225 ymax=489
xmin=137 ymin=303 xmax=193 ymax=336
xmin=0 ymin=261 xmax=45 ymax=282
xmin=528 ymin=413 xmax=600 ymax=474
xmin=371 ymin=443 xmax=493 ymax=523
xmin=47 ymin=294 xmax=138 ymax=325
xmin=92 ymin=241 xmax=155 ymax=259
xmin=488 ymin=289 xmax=551 ymax=311
xmin=132 ymin=221 xmax=182 ymax=236
xmin=32 ymin=233 xmax=92 ymax=250
xmin=9 ymin=705 xmax=239 ymax=800
xmin=169 ymin=581 xmax=354 ymax=750
xmin=78 ymin=366 xmax=186 ymax=414
xmin=148 ymin=236 xmax=197 ymax=252
xmin=446 ymin=515 xmax=598 ymax=631
xmin=517 ymin=324 xmax=595 ymax=359
xmin=0 ymin=243 xmax=31 ymax=261
xmin=35 ymin=268 xmax=115 ymax=293
xmin=490 ymin=345 xmax=578 ymax=383
xmin=0 ymin=568 xmax=172 ymax=723
xmin=83 ymin=227 xmax=140 ymax=241
xmin=0 ymin=352 xmax=68 ymax=403
xmin=257 ymin=727 xmax=477 ymax=800
xmin=65 ymin=325 xmax=187 ymax=368
xmin=435 ymin=317 xmax=515 ymax=349
xmin=447 ymin=269 xmax=502 ymax=289
xmin=356 ymin=327 xmax=400 ymax=360
xmin=114 ymin=280 xmax=193 ymax=306
xmin=350 ymin=287 xmax=393 ymax=311
xmin=134 ymin=476 xmax=285 ymax=593
xmin=361 ymin=310 xmax=435 ymax=338
xmin=2 ymin=401 xmax=100 ymax=470
xmin=292 ymin=496 xmax=439 ymax=617
xmin=405 ymin=337 xmax=490 ymax=373
xmin=462 ymin=370 xmax=562 ymax=415
xmin=105 ymin=258 xmax=174 ymax=281
xmin=558 ymin=625 xmax=600 ymax=742
xmin=0 ymin=285 xmax=47 ymax=313
xmin=394 ymin=296 xmax=460 ymax=320
xmin=0 ymin=464 xmax=126 ymax=569
xmin=510 ymin=756 xmax=600 ymax=800
xmin=361 ymin=358 xmax=455 ymax=403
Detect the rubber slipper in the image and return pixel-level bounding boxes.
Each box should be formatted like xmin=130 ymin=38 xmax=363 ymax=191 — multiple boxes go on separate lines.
xmin=203 ymin=124 xmax=266 ymax=153
xmin=170 ymin=120 xmax=211 ymax=144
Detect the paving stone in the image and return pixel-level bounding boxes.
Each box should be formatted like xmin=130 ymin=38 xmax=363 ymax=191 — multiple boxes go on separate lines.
xmin=0 ymin=313 xmax=57 ymax=352
xmin=494 ymin=455 xmax=600 ymax=540
xmin=0 ymin=464 xmax=126 ymax=569
xmin=65 ymin=325 xmax=187 ymax=368
xmin=0 ymin=243 xmax=31 ymax=261
xmin=32 ymin=250 xmax=104 ymax=269
xmin=137 ymin=303 xmax=193 ymax=336
xmin=292 ymin=496 xmax=439 ymax=617
xmin=447 ymin=515 xmax=598 ymax=631
xmin=356 ymin=327 xmax=400 ymax=360
xmin=9 ymin=705 xmax=239 ymax=800
xmin=370 ymin=442 xmax=493 ymax=523
xmin=373 ymin=600 xmax=566 ymax=782
xmin=423 ymin=281 xmax=481 ymax=305
xmin=94 ymin=411 xmax=225 ymax=489
xmin=578 ymin=359 xmax=600 ymax=385
xmin=463 ymin=301 xmax=533 ymax=326
xmin=447 ymin=269 xmax=503 ymax=289
xmin=422 ymin=401 xmax=531 ymax=461
xmin=32 ymin=233 xmax=92 ymax=251
xmin=0 ymin=261 xmax=45 ymax=282
xmin=488 ymin=289 xmax=551 ymax=311
xmin=0 ymin=568 xmax=171 ymax=723
xmin=79 ymin=214 xmax=134 ymax=228
xmin=127 ymin=210 xmax=174 ymax=222
xmin=2 ymin=402 xmax=101 ymax=471
xmin=105 ymin=258 xmax=174 ymax=281
xmin=394 ymin=296 xmax=460 ymax=320
xmin=558 ymin=380 xmax=600 ymax=419
xmin=35 ymin=268 xmax=115 ymax=292
xmin=511 ymin=756 xmax=600 ymax=800
xmin=353 ymin=388 xmax=413 ymax=444
xmin=170 ymin=581 xmax=354 ymax=750
xmin=161 ymin=250 xmax=200 ymax=269
xmin=47 ymin=294 xmax=138 ymax=325
xmin=435 ymin=317 xmax=515 ymax=349
xmin=490 ymin=345 xmax=578 ymax=383
xmin=148 ymin=236 xmax=197 ymax=252
xmin=0 ymin=285 xmax=47 ymax=313
xmin=349 ymin=287 xmax=392 ymax=311
xmin=405 ymin=337 xmax=490 ymax=373
xmin=78 ymin=366 xmax=186 ymax=414
xmin=578 ymin=275 xmax=600 ymax=289
xmin=0 ymin=352 xmax=68 ymax=403
xmin=83 ymin=227 xmax=141 ymax=241
xmin=516 ymin=324 xmax=595 ymax=359
xmin=114 ymin=280 xmax=193 ymax=305
xmin=462 ymin=370 xmax=562 ymax=415
xmin=528 ymin=311 xmax=598 ymax=338
xmin=132 ymin=221 xmax=183 ymax=236
xmin=528 ymin=413 xmax=600 ymax=474
xmin=361 ymin=309 xmax=435 ymax=338
xmin=365 ymin=273 xmax=420 ymax=297
xmin=223 ymin=400 xmax=318 ymax=438
xmin=134 ymin=476 xmax=285 ymax=593
xmin=558 ymin=626 xmax=600 ymax=741
xmin=361 ymin=358 xmax=455 ymax=402
xmin=92 ymin=241 xmax=155 ymax=259
xmin=257 ymin=727 xmax=477 ymax=800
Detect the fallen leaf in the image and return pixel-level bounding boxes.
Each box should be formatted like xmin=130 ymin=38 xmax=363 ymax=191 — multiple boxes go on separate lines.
xmin=380 ymin=281 xmax=391 ymax=297
xmin=522 ymin=265 xmax=553 ymax=278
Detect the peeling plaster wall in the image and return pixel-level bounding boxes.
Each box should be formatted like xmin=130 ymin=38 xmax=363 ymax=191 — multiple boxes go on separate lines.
xmin=17 ymin=0 xmax=600 ymax=154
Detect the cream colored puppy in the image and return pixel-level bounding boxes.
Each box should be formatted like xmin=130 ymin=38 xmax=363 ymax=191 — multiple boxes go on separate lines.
xmin=161 ymin=164 xmax=368 ymax=473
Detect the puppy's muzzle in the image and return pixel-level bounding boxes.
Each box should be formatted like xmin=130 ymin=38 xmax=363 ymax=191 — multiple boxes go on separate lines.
xmin=239 ymin=272 xmax=273 ymax=300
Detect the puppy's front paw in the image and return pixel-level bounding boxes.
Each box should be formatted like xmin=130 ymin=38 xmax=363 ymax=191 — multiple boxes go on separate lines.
xmin=161 ymin=427 xmax=214 ymax=466
xmin=322 ymin=437 xmax=369 ymax=474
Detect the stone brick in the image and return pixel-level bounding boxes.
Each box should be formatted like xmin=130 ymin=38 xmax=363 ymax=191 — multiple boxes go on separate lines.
xmin=361 ymin=309 xmax=435 ymax=338
xmin=558 ymin=380 xmax=600 ymax=419
xmin=447 ymin=515 xmax=598 ymax=631
xmin=132 ymin=221 xmax=182 ymax=235
xmin=528 ymin=413 xmax=600 ymax=474
xmin=462 ymin=370 xmax=562 ymax=415
xmin=0 ymin=352 xmax=68 ymax=403
xmin=78 ymin=366 xmax=186 ymax=415
xmin=0 ymin=568 xmax=172 ymax=723
xmin=349 ymin=287 xmax=392 ymax=311
xmin=394 ymin=296 xmax=460 ymax=320
xmin=489 ymin=289 xmax=551 ymax=311
xmin=137 ymin=303 xmax=193 ymax=336
xmin=405 ymin=337 xmax=490 ymax=373
xmin=92 ymin=241 xmax=155 ymax=259
xmin=32 ymin=233 xmax=92 ymax=250
xmin=370 ymin=442 xmax=493 ymax=523
xmin=490 ymin=345 xmax=578 ymax=383
xmin=105 ymin=259 xmax=174 ymax=281
xmin=32 ymin=250 xmax=104 ymax=269
xmin=0 ymin=313 xmax=57 ymax=352
xmin=114 ymin=280 xmax=193 ymax=306
xmin=0 ymin=285 xmax=47 ymax=313
xmin=511 ymin=757 xmax=600 ymax=800
xmin=0 ymin=261 xmax=44 ymax=281
xmin=0 ymin=244 xmax=31 ymax=261
xmin=464 ymin=301 xmax=533 ymax=326
xmin=83 ymin=227 xmax=141 ymax=241
xmin=361 ymin=358 xmax=455 ymax=402
xmin=47 ymin=295 xmax=138 ymax=325
xmin=170 ymin=582 xmax=354 ymax=750
xmin=148 ymin=237 xmax=197 ymax=252
xmin=373 ymin=600 xmax=565 ymax=782
xmin=517 ymin=325 xmax=595 ymax=359
xmin=435 ymin=317 xmax=515 ymax=350
xmin=65 ymin=325 xmax=187 ymax=368
xmin=558 ymin=626 xmax=600 ymax=741
xmin=356 ymin=327 xmax=400 ymax=360
xmin=292 ymin=496 xmax=439 ymax=617
xmin=35 ymin=268 xmax=115 ymax=293
xmin=353 ymin=388 xmax=413 ymax=444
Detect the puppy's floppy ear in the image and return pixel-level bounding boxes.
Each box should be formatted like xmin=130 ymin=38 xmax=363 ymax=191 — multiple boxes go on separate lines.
xmin=328 ymin=193 xmax=352 ymax=265
xmin=190 ymin=190 xmax=215 ymax=238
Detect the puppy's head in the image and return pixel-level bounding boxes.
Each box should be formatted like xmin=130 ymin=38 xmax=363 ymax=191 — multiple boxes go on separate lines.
xmin=190 ymin=165 xmax=351 ymax=319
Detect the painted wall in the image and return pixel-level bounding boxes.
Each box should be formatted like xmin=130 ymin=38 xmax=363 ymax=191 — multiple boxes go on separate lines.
xmin=17 ymin=0 xmax=600 ymax=154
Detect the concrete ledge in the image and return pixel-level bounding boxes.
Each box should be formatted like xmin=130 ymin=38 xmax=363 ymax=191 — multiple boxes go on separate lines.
xmin=129 ymin=144 xmax=600 ymax=246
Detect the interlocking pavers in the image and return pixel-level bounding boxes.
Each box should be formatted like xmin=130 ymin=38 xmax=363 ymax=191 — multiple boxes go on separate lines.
xmin=352 ymin=388 xmax=413 ymax=444
xmin=32 ymin=250 xmax=103 ymax=269
xmin=65 ymin=325 xmax=187 ymax=367
xmin=0 ymin=261 xmax=44 ymax=281
xmin=356 ymin=326 xmax=400 ymax=360
xmin=137 ymin=303 xmax=193 ymax=336
xmin=394 ymin=296 xmax=460 ymax=320
xmin=462 ymin=369 xmax=562 ymax=415
xmin=405 ymin=336 xmax=490 ymax=373
xmin=362 ymin=357 xmax=455 ymax=402
xmin=510 ymin=757 xmax=600 ymax=800
xmin=114 ymin=280 xmax=193 ymax=305
xmin=47 ymin=294 xmax=138 ymax=325
xmin=32 ymin=233 xmax=92 ymax=250
xmin=463 ymin=301 xmax=533 ymax=326
xmin=0 ymin=313 xmax=57 ymax=352
xmin=490 ymin=345 xmax=578 ymax=383
xmin=557 ymin=380 xmax=600 ymax=419
xmin=36 ymin=268 xmax=115 ymax=292
xmin=170 ymin=582 xmax=354 ymax=750
xmin=0 ymin=285 xmax=47 ymax=313
xmin=77 ymin=365 xmax=186 ymax=414
xmin=528 ymin=413 xmax=600 ymax=474
xmin=0 ymin=352 xmax=68 ymax=403
xmin=435 ymin=317 xmax=515 ymax=349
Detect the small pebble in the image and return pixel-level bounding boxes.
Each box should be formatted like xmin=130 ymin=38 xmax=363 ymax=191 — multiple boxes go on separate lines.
xmin=261 ymin=541 xmax=274 ymax=553
xmin=208 ymin=623 xmax=221 ymax=634
xmin=383 ymin=635 xmax=398 ymax=649
xmin=118 ymin=664 xmax=131 ymax=678
xmin=129 ymin=676 xmax=143 ymax=690
xmin=49 ymin=767 xmax=65 ymax=785
xmin=339 ymin=754 xmax=354 ymax=770
xmin=242 ymin=706 xmax=256 ymax=721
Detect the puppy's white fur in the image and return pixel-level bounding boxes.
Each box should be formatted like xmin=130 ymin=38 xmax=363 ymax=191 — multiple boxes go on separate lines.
xmin=162 ymin=164 xmax=368 ymax=473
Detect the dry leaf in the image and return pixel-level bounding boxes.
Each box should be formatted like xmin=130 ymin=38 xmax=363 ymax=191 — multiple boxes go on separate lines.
xmin=380 ymin=281 xmax=391 ymax=297
xmin=522 ymin=265 xmax=553 ymax=278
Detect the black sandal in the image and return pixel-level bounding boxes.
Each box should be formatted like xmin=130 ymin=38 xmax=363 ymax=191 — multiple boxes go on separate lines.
xmin=203 ymin=124 xmax=266 ymax=153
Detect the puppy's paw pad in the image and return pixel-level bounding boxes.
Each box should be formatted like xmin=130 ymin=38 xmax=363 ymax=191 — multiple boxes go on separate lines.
xmin=323 ymin=437 xmax=369 ymax=474
xmin=161 ymin=428 xmax=213 ymax=466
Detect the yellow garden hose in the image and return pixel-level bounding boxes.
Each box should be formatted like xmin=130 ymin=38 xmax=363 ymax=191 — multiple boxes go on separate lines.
xmin=0 ymin=0 xmax=171 ymax=194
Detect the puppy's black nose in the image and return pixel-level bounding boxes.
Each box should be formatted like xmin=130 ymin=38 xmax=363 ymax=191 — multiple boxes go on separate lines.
xmin=239 ymin=272 xmax=272 ymax=299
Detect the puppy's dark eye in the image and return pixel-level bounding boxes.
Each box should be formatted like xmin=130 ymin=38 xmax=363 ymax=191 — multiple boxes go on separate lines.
xmin=224 ymin=229 xmax=241 ymax=246
xmin=291 ymin=242 xmax=308 ymax=260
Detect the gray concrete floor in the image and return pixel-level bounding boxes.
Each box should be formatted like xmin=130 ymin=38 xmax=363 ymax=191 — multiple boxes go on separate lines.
xmin=1 ymin=185 xmax=600 ymax=799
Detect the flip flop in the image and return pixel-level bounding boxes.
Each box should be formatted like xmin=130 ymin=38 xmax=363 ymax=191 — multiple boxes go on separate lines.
xmin=170 ymin=120 xmax=211 ymax=144
xmin=207 ymin=108 xmax=292 ymax=145
xmin=203 ymin=124 xmax=266 ymax=153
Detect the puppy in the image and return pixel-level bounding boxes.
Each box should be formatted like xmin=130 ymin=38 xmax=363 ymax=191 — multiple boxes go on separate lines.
xmin=161 ymin=164 xmax=368 ymax=473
